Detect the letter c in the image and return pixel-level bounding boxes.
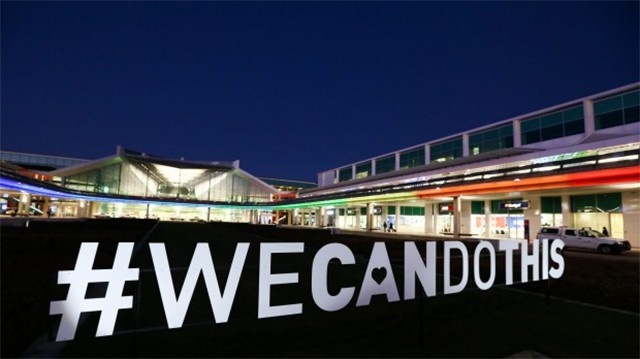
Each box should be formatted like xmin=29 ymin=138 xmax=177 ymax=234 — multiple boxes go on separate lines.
xmin=312 ymin=243 xmax=356 ymax=312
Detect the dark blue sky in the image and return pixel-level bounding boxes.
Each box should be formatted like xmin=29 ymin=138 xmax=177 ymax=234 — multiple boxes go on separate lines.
xmin=2 ymin=2 xmax=638 ymax=181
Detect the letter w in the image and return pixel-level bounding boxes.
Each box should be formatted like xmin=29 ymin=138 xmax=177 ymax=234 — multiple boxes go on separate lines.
xmin=149 ymin=242 xmax=250 ymax=329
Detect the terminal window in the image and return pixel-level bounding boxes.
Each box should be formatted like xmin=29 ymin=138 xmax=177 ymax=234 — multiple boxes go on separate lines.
xmin=430 ymin=137 xmax=463 ymax=163
xmin=375 ymin=155 xmax=396 ymax=175
xmin=520 ymin=105 xmax=584 ymax=145
xmin=399 ymin=147 xmax=425 ymax=169
xmin=469 ymin=124 xmax=514 ymax=155
xmin=594 ymin=90 xmax=640 ymax=130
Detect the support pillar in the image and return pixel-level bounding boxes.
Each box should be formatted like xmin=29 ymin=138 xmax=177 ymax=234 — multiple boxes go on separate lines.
xmin=394 ymin=204 xmax=400 ymax=232
xmin=43 ymin=197 xmax=50 ymax=217
xmin=366 ymin=203 xmax=374 ymax=231
xmin=583 ymin=100 xmax=595 ymax=136
xmin=18 ymin=193 xmax=31 ymax=215
xmin=460 ymin=200 xmax=471 ymax=235
xmin=484 ymin=200 xmax=492 ymax=237
xmin=527 ymin=196 xmax=542 ymax=243
xmin=561 ymin=195 xmax=572 ymax=228
xmin=453 ymin=196 xmax=462 ymax=238
xmin=424 ymin=202 xmax=434 ymax=234
xmin=317 ymin=207 xmax=324 ymax=227
xmin=77 ymin=200 xmax=89 ymax=218
xmin=381 ymin=205 xmax=388 ymax=231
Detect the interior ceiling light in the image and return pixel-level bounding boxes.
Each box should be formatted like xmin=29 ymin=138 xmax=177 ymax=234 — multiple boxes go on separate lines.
xmin=598 ymin=154 xmax=639 ymax=164
xmin=152 ymin=164 xmax=206 ymax=185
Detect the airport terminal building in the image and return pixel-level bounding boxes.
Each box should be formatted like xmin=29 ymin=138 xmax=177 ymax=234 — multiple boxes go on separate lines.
xmin=1 ymin=83 xmax=639 ymax=246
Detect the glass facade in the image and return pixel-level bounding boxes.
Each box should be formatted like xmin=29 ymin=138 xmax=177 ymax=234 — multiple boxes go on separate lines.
xmin=521 ymin=105 xmax=584 ymax=145
xmin=430 ymin=137 xmax=463 ymax=162
xmin=469 ymin=124 xmax=514 ymax=155
xmin=338 ymin=166 xmax=353 ymax=182
xmin=400 ymin=206 xmax=425 ymax=216
xmin=571 ymin=193 xmax=622 ymax=212
xmin=375 ymin=155 xmax=396 ymax=175
xmin=541 ymin=196 xmax=563 ymax=228
xmin=399 ymin=147 xmax=425 ymax=169
xmin=541 ymin=196 xmax=562 ymax=214
xmin=594 ymin=90 xmax=640 ymax=130
xmin=471 ymin=201 xmax=484 ymax=214
xmin=63 ymin=158 xmax=274 ymax=203
xmin=355 ymin=161 xmax=372 ymax=179
xmin=0 ymin=151 xmax=88 ymax=169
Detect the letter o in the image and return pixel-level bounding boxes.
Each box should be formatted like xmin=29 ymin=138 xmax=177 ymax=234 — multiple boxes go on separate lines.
xmin=473 ymin=241 xmax=496 ymax=290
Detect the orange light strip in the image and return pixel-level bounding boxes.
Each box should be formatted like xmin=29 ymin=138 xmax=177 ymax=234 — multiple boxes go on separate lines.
xmin=417 ymin=166 xmax=640 ymax=199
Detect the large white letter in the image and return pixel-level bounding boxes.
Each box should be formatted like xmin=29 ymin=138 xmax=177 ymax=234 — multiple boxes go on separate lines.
xmin=520 ymin=239 xmax=539 ymax=283
xmin=499 ymin=240 xmax=519 ymax=285
xmin=549 ymin=239 xmax=565 ymax=279
xmin=404 ymin=241 xmax=436 ymax=299
xmin=356 ymin=242 xmax=400 ymax=306
xmin=444 ymin=241 xmax=469 ymax=295
xmin=150 ymin=242 xmax=249 ymax=329
xmin=473 ymin=241 xmax=495 ymax=290
xmin=312 ymin=243 xmax=356 ymax=312
xmin=258 ymin=242 xmax=304 ymax=318
xmin=542 ymin=239 xmax=549 ymax=280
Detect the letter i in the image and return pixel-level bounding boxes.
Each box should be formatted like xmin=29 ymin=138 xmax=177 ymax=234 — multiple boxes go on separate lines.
xmin=542 ymin=239 xmax=549 ymax=280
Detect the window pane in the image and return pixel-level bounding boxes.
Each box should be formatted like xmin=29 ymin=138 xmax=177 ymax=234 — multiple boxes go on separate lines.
xmin=571 ymin=194 xmax=596 ymax=212
xmin=376 ymin=156 xmax=395 ymax=174
xmin=564 ymin=119 xmax=584 ymax=136
xmin=624 ymin=106 xmax=639 ymax=124
xmin=471 ymin=201 xmax=484 ymax=215
xmin=541 ymin=196 xmax=561 ymax=213
xmin=594 ymin=96 xmax=623 ymax=115
xmin=469 ymin=133 xmax=483 ymax=146
xmin=500 ymin=125 xmax=513 ymax=136
xmin=521 ymin=118 xmax=539 ymax=132
xmin=597 ymin=192 xmax=622 ymax=212
xmin=483 ymin=128 xmax=499 ymax=140
xmin=522 ymin=130 xmax=540 ymax=145
xmin=484 ymin=139 xmax=500 ymax=152
xmin=541 ymin=124 xmax=563 ymax=141
xmin=339 ymin=167 xmax=352 ymax=182
xmin=400 ymin=147 xmax=425 ymax=169
xmin=502 ymin=136 xmax=514 ymax=148
xmin=356 ymin=161 xmax=371 ymax=179
xmin=595 ymin=110 xmax=624 ymax=129
xmin=563 ymin=106 xmax=583 ymax=122
xmin=623 ymin=90 xmax=640 ymax=107
xmin=540 ymin=112 xmax=563 ymax=127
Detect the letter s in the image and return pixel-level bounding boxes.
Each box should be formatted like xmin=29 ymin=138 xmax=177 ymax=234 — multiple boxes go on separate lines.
xmin=549 ymin=239 xmax=565 ymax=279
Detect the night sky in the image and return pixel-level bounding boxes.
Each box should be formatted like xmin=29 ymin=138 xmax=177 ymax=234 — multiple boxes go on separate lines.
xmin=2 ymin=2 xmax=638 ymax=181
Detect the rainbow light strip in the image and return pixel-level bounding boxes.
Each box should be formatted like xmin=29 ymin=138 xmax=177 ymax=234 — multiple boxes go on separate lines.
xmin=1 ymin=165 xmax=638 ymax=210
xmin=416 ymin=166 xmax=640 ymax=199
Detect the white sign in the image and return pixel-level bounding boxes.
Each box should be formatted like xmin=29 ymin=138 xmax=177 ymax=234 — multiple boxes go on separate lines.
xmin=50 ymin=239 xmax=565 ymax=341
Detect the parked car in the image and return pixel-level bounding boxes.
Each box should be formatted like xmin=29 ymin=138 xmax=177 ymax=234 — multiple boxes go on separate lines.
xmin=537 ymin=226 xmax=631 ymax=254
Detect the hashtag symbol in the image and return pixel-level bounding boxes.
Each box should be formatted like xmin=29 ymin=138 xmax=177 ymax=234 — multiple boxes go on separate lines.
xmin=49 ymin=242 xmax=139 ymax=341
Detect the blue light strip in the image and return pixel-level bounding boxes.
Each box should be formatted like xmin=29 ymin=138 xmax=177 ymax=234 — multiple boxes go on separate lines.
xmin=0 ymin=177 xmax=277 ymax=210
